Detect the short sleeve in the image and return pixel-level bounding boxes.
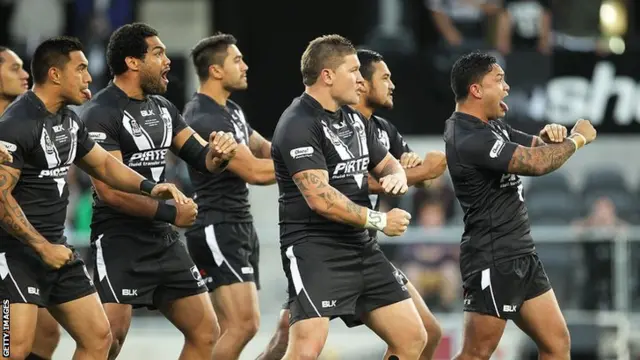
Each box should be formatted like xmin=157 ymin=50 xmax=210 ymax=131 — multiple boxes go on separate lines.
xmin=366 ymin=120 xmax=389 ymax=170
xmin=502 ymin=122 xmax=535 ymax=147
xmin=386 ymin=122 xmax=412 ymax=158
xmin=458 ymin=130 xmax=518 ymax=173
xmin=0 ymin=118 xmax=35 ymax=170
xmin=236 ymin=107 xmax=254 ymax=137
xmin=276 ymin=117 xmax=327 ymax=176
xmin=186 ymin=112 xmax=235 ymax=141
xmin=81 ymin=105 xmax=121 ymax=151
xmin=74 ymin=117 xmax=96 ymax=159
xmin=161 ymin=100 xmax=188 ymax=137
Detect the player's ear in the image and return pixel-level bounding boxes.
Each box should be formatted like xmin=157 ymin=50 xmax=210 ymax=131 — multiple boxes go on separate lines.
xmin=124 ymin=56 xmax=141 ymax=72
xmin=320 ymin=68 xmax=334 ymax=86
xmin=49 ymin=67 xmax=62 ymax=85
xmin=210 ymin=64 xmax=224 ymax=80
xmin=469 ymin=83 xmax=483 ymax=99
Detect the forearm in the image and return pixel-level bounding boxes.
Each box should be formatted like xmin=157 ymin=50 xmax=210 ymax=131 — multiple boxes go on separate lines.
xmin=86 ymin=154 xmax=146 ymax=194
xmin=294 ymin=171 xmax=367 ymax=228
xmin=531 ymin=136 xmax=546 ymax=147
xmin=95 ymin=185 xmax=161 ymax=219
xmin=251 ymin=159 xmax=276 ymax=185
xmin=311 ymin=185 xmax=369 ymax=228
xmin=508 ymin=138 xmax=578 ymax=176
xmin=0 ymin=193 xmax=49 ymax=251
xmin=368 ymin=176 xmax=384 ymax=194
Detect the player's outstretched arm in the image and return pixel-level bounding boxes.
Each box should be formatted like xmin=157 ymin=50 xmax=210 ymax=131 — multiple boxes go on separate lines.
xmin=369 ymin=150 xmax=447 ymax=193
xmin=369 ymin=153 xmax=409 ymax=196
xmin=76 ymin=144 xmax=189 ymax=203
xmin=507 ymin=119 xmax=596 ymax=176
xmin=294 ymin=169 xmax=411 ymax=236
xmin=225 ymin=144 xmax=276 ymax=185
xmin=0 ymin=165 xmax=49 ymax=251
xmin=79 ymin=147 xmax=196 ymax=227
xmin=172 ymin=127 xmax=237 ymax=174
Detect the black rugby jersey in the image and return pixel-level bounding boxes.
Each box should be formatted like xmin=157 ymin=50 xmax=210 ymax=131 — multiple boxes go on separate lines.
xmin=366 ymin=114 xmax=411 ymax=210
xmin=183 ymin=93 xmax=253 ymax=224
xmin=365 ymin=114 xmax=412 ymax=238
xmin=81 ymin=83 xmax=187 ymax=233
xmin=0 ymin=91 xmax=96 ymax=249
xmin=271 ymin=94 xmax=387 ymax=247
xmin=444 ymin=112 xmax=535 ymax=278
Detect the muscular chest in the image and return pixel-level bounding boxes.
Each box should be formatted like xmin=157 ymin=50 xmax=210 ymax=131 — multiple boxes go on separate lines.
xmin=119 ymin=102 xmax=173 ymax=171
xmin=321 ymin=113 xmax=370 ymax=188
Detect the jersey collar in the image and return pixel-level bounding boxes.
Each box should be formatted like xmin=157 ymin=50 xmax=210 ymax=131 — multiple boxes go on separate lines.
xmin=454 ymin=111 xmax=488 ymax=129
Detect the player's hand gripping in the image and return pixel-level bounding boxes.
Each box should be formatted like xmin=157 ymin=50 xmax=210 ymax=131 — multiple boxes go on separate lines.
xmin=0 ymin=144 xmax=13 ymax=164
xmin=379 ymin=174 xmax=409 ymax=196
xmin=570 ymin=119 xmax=597 ymax=145
xmin=39 ymin=243 xmax=73 ymax=269
xmin=383 ymin=208 xmax=412 ymax=236
xmin=209 ymin=131 xmax=238 ymax=161
xmin=150 ymin=183 xmax=190 ymax=204
xmin=539 ymin=124 xmax=568 ymax=143
xmin=174 ymin=198 xmax=198 ymax=228
xmin=399 ymin=152 xmax=422 ymax=169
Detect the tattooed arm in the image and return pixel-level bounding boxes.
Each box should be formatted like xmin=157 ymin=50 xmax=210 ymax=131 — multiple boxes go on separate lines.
xmin=293 ymin=169 xmax=368 ymax=227
xmin=249 ymin=131 xmax=272 ymax=159
xmin=0 ymin=165 xmax=49 ymax=251
xmin=507 ymin=137 xmax=579 ymax=176
xmin=530 ymin=136 xmax=546 ymax=147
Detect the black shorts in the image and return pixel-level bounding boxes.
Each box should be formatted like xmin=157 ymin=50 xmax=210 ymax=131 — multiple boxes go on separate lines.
xmin=90 ymin=228 xmax=207 ymax=309
xmin=186 ymin=222 xmax=260 ymax=292
xmin=462 ymin=253 xmax=552 ymax=319
xmin=0 ymin=246 xmax=95 ymax=307
xmin=282 ymin=239 xmax=410 ymax=327
xmin=280 ymin=262 xmax=409 ymax=312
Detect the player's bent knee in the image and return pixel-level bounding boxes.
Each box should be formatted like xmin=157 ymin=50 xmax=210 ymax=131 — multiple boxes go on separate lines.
xmin=185 ymin=316 xmax=219 ymax=349
xmin=542 ymin=327 xmax=571 ymax=357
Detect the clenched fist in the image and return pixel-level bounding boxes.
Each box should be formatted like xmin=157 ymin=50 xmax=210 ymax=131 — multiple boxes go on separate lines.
xmin=39 ymin=243 xmax=73 ymax=269
xmin=174 ymin=199 xmax=198 ymax=228
xmin=383 ymin=208 xmax=411 ymax=236
xmin=400 ymin=152 xmax=422 ymax=169
xmin=571 ymin=119 xmax=597 ymax=145
xmin=539 ymin=124 xmax=568 ymax=143
xmin=209 ymin=131 xmax=238 ymax=161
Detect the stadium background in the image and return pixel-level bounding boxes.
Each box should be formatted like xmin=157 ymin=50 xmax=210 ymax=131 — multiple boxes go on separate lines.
xmin=2 ymin=0 xmax=640 ymax=358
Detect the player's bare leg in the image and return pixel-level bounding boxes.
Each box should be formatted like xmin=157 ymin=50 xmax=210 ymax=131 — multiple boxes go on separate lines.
xmin=211 ymin=282 xmax=260 ymax=360
xmin=452 ymin=312 xmax=507 ymax=360
xmin=48 ymin=293 xmax=112 ymax=360
xmin=256 ymin=309 xmax=290 ymax=360
xmin=282 ymin=317 xmax=329 ymax=360
xmin=514 ymin=289 xmax=570 ymax=360
xmin=30 ymin=308 xmax=61 ymax=359
xmin=6 ymin=303 xmax=38 ymax=360
xmin=361 ymin=298 xmax=427 ymax=359
xmin=406 ymin=281 xmax=443 ymax=360
xmin=102 ymin=303 xmax=133 ymax=359
xmin=160 ymin=292 xmax=219 ymax=360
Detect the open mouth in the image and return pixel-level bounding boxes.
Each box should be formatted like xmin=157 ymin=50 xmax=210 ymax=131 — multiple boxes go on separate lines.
xmin=161 ymin=69 xmax=170 ymax=84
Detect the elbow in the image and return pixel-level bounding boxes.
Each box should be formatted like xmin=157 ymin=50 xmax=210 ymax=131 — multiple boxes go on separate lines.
xmin=94 ymin=185 xmax=119 ymax=206
xmin=305 ymin=197 xmax=325 ymax=215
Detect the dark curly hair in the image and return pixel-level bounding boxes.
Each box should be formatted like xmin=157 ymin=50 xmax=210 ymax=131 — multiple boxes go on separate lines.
xmin=107 ymin=23 xmax=158 ymax=76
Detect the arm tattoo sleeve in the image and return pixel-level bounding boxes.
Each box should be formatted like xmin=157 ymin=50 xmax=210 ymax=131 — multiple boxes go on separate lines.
xmin=531 ymin=136 xmax=546 ymax=147
xmin=293 ymin=170 xmax=366 ymax=226
xmin=508 ymin=140 xmax=575 ymax=176
xmin=0 ymin=166 xmax=48 ymax=249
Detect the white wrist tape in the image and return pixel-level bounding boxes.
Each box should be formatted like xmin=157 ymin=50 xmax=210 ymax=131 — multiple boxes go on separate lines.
xmin=364 ymin=209 xmax=387 ymax=232
xmin=568 ymin=133 xmax=587 ymax=150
